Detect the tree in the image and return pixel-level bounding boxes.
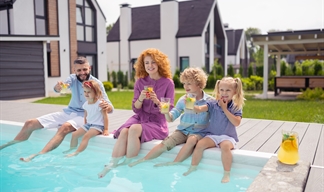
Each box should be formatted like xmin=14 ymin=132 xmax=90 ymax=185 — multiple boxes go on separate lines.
xmin=245 ymin=27 xmax=261 ymax=61
xmin=106 ymin=23 xmax=114 ymax=35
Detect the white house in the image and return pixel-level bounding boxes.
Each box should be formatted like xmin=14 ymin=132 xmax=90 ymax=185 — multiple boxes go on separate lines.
xmin=106 ymin=0 xmax=228 ymax=77
xmin=225 ymin=27 xmax=249 ymax=75
xmin=0 ymin=0 xmax=107 ymax=100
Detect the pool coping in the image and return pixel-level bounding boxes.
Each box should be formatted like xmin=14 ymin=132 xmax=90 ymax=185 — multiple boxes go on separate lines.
xmin=2 ymin=120 xmax=311 ymax=190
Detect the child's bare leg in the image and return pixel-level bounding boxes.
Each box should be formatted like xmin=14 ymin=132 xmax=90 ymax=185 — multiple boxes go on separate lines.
xmin=63 ymin=128 xmax=86 ymax=154
xmin=219 ymin=141 xmax=234 ymax=183
xmin=98 ymin=156 xmax=123 ymax=178
xmin=65 ymin=129 xmax=99 ymax=157
xmin=183 ymin=137 xmax=215 ymax=176
xmin=156 ymin=136 xmax=199 ymax=167
xmin=129 ymin=143 xmax=167 ymax=167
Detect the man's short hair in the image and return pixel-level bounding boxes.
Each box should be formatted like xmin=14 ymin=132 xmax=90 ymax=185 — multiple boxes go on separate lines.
xmin=74 ymin=56 xmax=88 ymax=64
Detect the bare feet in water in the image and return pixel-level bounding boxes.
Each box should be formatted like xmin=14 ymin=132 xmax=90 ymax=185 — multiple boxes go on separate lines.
xmin=154 ymin=162 xmax=179 ymax=167
xmin=221 ymin=171 xmax=230 ymax=183
xmin=19 ymin=154 xmax=39 ymax=162
xmin=183 ymin=165 xmax=197 ymax=176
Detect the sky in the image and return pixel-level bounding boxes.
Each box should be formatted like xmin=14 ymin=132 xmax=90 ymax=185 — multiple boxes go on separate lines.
xmin=96 ymin=0 xmax=323 ymax=34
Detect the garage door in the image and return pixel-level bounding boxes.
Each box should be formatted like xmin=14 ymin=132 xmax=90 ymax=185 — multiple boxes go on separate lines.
xmin=0 ymin=41 xmax=45 ymax=100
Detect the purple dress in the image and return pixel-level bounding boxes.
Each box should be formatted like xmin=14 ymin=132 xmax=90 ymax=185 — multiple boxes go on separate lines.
xmin=113 ymin=76 xmax=175 ymax=143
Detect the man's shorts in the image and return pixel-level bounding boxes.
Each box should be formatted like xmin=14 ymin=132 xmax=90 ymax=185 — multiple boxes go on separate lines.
xmin=161 ymin=130 xmax=203 ymax=151
xmin=82 ymin=123 xmax=104 ymax=133
xmin=37 ymin=112 xmax=84 ymax=130
xmin=205 ymin=134 xmax=237 ymax=149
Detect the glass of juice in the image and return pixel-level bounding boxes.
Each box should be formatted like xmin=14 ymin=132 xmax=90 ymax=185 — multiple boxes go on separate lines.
xmin=144 ymin=85 xmax=153 ymax=99
xmin=60 ymin=82 xmax=69 ymax=94
xmin=277 ymin=130 xmax=299 ymax=164
xmin=185 ymin=93 xmax=196 ymax=109
xmin=160 ymin=97 xmax=170 ymax=114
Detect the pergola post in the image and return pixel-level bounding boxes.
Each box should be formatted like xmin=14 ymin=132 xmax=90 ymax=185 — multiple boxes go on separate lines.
xmin=276 ymin=54 xmax=281 ymax=77
xmin=262 ymin=44 xmax=268 ymax=98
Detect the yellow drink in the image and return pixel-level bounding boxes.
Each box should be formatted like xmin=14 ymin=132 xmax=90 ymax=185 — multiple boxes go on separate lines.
xmin=277 ymin=131 xmax=299 ymax=164
xmin=185 ymin=97 xmax=196 ymax=109
xmin=144 ymin=85 xmax=153 ymax=99
xmin=61 ymin=83 xmax=68 ymax=94
xmin=160 ymin=103 xmax=170 ymax=113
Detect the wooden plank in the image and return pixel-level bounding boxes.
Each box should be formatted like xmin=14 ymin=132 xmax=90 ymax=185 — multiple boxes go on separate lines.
xmin=276 ymin=78 xmax=305 ymax=87
xmin=258 ymin=121 xmax=296 ymax=153
xmin=299 ymin=123 xmax=322 ymax=164
xmin=236 ymin=119 xmax=261 ymax=136
xmin=304 ymin=167 xmax=324 ymax=192
xmin=240 ymin=121 xmax=283 ymax=151
xmin=313 ymin=124 xmax=324 ymax=166
xmin=309 ymin=78 xmax=324 ymax=88
xmin=237 ymin=120 xmax=272 ymax=149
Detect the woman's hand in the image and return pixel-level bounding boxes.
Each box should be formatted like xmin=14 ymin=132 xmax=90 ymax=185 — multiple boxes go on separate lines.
xmin=149 ymin=91 xmax=160 ymax=106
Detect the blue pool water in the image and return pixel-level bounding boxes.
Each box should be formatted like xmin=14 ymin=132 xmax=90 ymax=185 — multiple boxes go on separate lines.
xmin=1 ymin=123 xmax=264 ymax=192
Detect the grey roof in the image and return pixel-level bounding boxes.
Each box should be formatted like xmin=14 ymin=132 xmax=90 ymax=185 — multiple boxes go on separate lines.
xmin=226 ymin=29 xmax=243 ymax=55
xmin=107 ymin=0 xmax=215 ymax=42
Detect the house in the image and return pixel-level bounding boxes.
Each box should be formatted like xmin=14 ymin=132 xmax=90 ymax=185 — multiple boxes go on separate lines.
xmin=225 ymin=26 xmax=249 ymax=76
xmin=0 ymin=0 xmax=107 ymax=100
xmin=106 ymin=0 xmax=228 ymax=78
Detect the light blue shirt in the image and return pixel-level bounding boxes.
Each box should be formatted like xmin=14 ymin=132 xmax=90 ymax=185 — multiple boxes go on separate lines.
xmin=57 ymin=74 xmax=114 ymax=117
xmin=170 ymin=91 xmax=213 ymax=136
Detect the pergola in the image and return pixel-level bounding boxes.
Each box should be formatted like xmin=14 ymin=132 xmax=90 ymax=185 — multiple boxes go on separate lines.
xmin=251 ymin=29 xmax=324 ymax=98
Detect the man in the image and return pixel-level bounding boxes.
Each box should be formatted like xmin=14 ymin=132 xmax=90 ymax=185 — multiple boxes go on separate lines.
xmin=0 ymin=56 xmax=114 ymax=162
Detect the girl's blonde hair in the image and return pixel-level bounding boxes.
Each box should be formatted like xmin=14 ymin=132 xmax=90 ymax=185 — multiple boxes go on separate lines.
xmin=134 ymin=48 xmax=172 ymax=79
xmin=214 ymin=77 xmax=245 ymax=111
xmin=83 ymin=80 xmax=103 ymax=100
xmin=179 ymin=67 xmax=208 ymax=89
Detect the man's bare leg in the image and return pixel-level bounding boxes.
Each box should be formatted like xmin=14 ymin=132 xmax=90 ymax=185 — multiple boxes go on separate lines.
xmin=20 ymin=123 xmax=76 ymax=162
xmin=0 ymin=119 xmax=43 ymax=150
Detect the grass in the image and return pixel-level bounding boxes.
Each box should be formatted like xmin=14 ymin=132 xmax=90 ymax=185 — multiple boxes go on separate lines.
xmin=34 ymin=91 xmax=324 ymax=124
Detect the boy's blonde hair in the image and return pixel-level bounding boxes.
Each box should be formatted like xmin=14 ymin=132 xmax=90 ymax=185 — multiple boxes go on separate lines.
xmin=83 ymin=80 xmax=103 ymax=100
xmin=214 ymin=77 xmax=245 ymax=111
xmin=179 ymin=67 xmax=208 ymax=89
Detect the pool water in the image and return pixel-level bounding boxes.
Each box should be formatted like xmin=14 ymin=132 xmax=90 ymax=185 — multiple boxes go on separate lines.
xmin=1 ymin=123 xmax=263 ymax=192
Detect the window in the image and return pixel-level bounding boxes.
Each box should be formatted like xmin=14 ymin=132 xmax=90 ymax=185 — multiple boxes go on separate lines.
xmin=34 ymin=0 xmax=47 ymax=35
xmin=180 ymin=57 xmax=189 ymax=72
xmin=0 ymin=10 xmax=9 ymax=34
xmin=76 ymin=0 xmax=95 ymax=42
xmin=86 ymin=55 xmax=97 ymax=77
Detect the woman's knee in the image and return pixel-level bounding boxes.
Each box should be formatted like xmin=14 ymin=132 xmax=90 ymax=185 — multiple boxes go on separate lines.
xmin=128 ymin=125 xmax=142 ymax=135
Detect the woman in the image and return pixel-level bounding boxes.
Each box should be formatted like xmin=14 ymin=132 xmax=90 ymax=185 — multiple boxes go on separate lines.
xmin=98 ymin=48 xmax=175 ymax=178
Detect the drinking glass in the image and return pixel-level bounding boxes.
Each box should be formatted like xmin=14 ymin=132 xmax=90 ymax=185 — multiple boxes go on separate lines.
xmin=60 ymin=82 xmax=69 ymax=94
xmin=144 ymin=85 xmax=153 ymax=99
xmin=160 ymin=97 xmax=170 ymax=113
xmin=277 ymin=130 xmax=299 ymax=164
xmin=185 ymin=93 xmax=196 ymax=109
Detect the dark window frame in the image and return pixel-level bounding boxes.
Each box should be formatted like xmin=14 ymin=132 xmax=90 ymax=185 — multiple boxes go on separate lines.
xmin=76 ymin=0 xmax=96 ymax=42
xmin=34 ymin=0 xmax=48 ymax=35
xmin=0 ymin=3 xmax=13 ymax=34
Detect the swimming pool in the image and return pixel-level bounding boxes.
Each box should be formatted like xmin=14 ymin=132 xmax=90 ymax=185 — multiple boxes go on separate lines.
xmin=0 ymin=121 xmax=272 ymax=191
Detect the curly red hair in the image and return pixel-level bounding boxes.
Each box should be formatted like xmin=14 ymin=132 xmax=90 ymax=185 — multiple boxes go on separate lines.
xmin=134 ymin=48 xmax=172 ymax=79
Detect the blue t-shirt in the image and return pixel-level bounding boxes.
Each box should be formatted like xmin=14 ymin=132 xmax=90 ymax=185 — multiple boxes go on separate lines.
xmin=170 ymin=91 xmax=213 ymax=135
xmin=205 ymin=100 xmax=242 ymax=142
xmin=59 ymin=74 xmax=114 ymax=117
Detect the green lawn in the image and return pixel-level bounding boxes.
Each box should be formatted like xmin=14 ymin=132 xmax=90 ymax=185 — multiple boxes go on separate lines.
xmin=34 ymin=91 xmax=324 ymax=123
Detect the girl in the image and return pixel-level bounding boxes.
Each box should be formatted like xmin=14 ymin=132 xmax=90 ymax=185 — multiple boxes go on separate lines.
xmin=98 ymin=48 xmax=175 ymax=178
xmin=65 ymin=80 xmax=109 ymax=157
xmin=183 ymin=77 xmax=245 ymax=183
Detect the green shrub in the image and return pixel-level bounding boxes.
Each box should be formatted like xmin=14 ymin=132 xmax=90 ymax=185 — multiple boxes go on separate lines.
xmin=297 ymin=88 xmax=324 ymax=100
xmin=280 ymin=61 xmax=287 ymax=76
xmin=228 ymin=64 xmax=234 ymax=77
xmin=207 ymin=75 xmax=216 ymax=89
xmin=256 ymin=65 xmax=263 ymax=77
xmin=103 ymin=81 xmax=113 ymax=92
xmin=239 ymin=66 xmax=243 ymax=77
xmin=117 ymin=71 xmax=124 ymax=88
xmin=173 ymin=74 xmax=181 ymax=88
xmin=127 ymin=81 xmax=134 ymax=89
xmin=124 ymin=71 xmax=128 ymax=88
xmin=285 ymin=65 xmax=294 ymax=75
xmin=250 ymin=75 xmax=263 ymax=90
xmin=111 ymin=71 xmax=117 ymax=87
xmin=248 ymin=64 xmax=254 ymax=77
xmin=314 ymin=60 xmax=323 ymax=75
xmin=241 ymin=77 xmax=255 ymax=91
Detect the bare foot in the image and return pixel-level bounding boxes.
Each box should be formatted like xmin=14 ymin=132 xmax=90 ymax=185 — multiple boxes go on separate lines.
xmin=98 ymin=162 xmax=118 ymax=178
xmin=129 ymin=158 xmax=145 ymax=167
xmin=183 ymin=165 xmax=197 ymax=176
xmin=221 ymin=171 xmax=230 ymax=183
xmin=65 ymin=152 xmax=79 ymax=158
xmin=62 ymin=147 xmax=76 ymax=154
xmin=19 ymin=154 xmax=39 ymax=162
xmin=154 ymin=162 xmax=179 ymax=167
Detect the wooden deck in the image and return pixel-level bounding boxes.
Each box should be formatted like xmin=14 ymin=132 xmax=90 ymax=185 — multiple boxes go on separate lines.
xmin=0 ymin=100 xmax=323 ymax=191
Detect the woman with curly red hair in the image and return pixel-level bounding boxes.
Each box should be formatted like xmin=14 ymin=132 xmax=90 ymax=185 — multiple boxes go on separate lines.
xmin=98 ymin=48 xmax=175 ymax=178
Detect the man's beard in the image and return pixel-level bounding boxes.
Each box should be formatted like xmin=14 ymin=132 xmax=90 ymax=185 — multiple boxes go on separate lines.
xmin=77 ymin=73 xmax=90 ymax=82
